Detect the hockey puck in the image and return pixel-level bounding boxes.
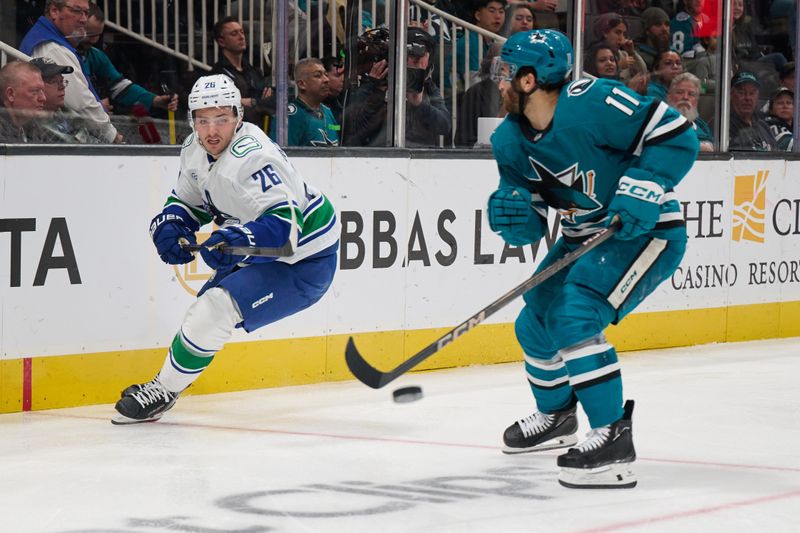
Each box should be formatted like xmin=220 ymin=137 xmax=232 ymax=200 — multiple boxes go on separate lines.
xmin=392 ymin=386 xmax=424 ymax=403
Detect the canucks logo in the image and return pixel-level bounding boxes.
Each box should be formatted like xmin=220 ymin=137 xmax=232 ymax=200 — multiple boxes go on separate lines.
xmin=528 ymin=157 xmax=602 ymax=223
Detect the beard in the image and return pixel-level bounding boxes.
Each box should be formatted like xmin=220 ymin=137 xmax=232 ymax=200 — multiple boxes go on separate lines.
xmin=676 ymin=101 xmax=698 ymax=122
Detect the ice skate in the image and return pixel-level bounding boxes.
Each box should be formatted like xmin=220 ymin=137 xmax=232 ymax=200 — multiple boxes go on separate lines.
xmin=111 ymin=377 xmax=179 ymax=425
xmin=502 ymin=403 xmax=578 ymax=454
xmin=557 ymin=400 xmax=636 ymax=489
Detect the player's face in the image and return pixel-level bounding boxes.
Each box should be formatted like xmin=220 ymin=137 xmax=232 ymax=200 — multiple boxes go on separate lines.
xmin=771 ymin=94 xmax=793 ymax=123
xmin=475 ymin=2 xmax=506 ymax=33
xmin=731 ymin=83 xmax=759 ymax=118
xmin=51 ymin=0 xmax=89 ymax=42
xmin=194 ymin=107 xmax=239 ymax=157
xmin=595 ymin=49 xmax=618 ymax=78
xmin=218 ymin=22 xmax=247 ymax=53
xmin=42 ymin=74 xmax=67 ymax=111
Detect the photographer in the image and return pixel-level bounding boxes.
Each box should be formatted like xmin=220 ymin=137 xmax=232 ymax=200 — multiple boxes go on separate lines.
xmin=343 ymin=27 xmax=451 ymax=147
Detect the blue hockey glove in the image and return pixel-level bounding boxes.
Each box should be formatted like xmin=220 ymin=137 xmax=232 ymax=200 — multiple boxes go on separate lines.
xmin=607 ymin=175 xmax=665 ymax=240
xmin=200 ymin=224 xmax=256 ymax=270
xmin=488 ymin=186 xmax=545 ymax=246
xmin=150 ymin=213 xmax=196 ymax=265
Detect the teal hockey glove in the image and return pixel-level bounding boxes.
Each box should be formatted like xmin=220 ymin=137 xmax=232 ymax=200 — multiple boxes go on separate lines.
xmin=488 ymin=186 xmax=545 ymax=246
xmin=607 ymin=175 xmax=664 ymax=240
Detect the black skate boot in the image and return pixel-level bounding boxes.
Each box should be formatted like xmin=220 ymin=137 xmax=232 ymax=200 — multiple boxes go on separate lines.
xmin=502 ymin=403 xmax=578 ymax=454
xmin=111 ymin=377 xmax=179 ymax=425
xmin=557 ymin=400 xmax=636 ymax=489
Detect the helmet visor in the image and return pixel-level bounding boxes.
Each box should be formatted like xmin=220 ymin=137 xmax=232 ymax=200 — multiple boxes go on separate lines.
xmin=490 ymin=57 xmax=518 ymax=84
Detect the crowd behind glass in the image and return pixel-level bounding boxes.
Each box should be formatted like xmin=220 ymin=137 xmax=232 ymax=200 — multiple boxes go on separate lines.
xmin=0 ymin=0 xmax=796 ymax=152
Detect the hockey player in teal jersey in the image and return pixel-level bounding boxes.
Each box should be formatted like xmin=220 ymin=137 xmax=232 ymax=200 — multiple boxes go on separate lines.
xmin=112 ymin=74 xmax=339 ymax=424
xmin=487 ymin=30 xmax=698 ymax=488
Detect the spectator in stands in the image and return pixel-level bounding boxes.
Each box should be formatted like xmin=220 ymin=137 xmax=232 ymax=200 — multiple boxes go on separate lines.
xmin=636 ymin=7 xmax=671 ymax=70
xmin=686 ymin=35 xmax=718 ymax=94
xmin=670 ymin=0 xmax=713 ymax=59
xmin=501 ymin=3 xmax=536 ymax=36
xmin=455 ymin=43 xmax=502 ymax=147
xmin=321 ymin=55 xmax=346 ymax=126
xmin=211 ymin=16 xmax=274 ymax=131
xmin=595 ymin=0 xmax=646 ymax=17
xmin=446 ymin=0 xmax=506 ymax=92
xmin=667 ymin=72 xmax=713 ymax=152
xmin=0 ymin=61 xmax=48 ymax=143
xmin=591 ymin=13 xmax=646 ymax=82
xmin=733 ymin=0 xmax=787 ymax=72
xmin=344 ymin=27 xmax=450 ymax=147
xmin=645 ymin=49 xmax=683 ymax=99
xmin=19 ymin=0 xmax=122 ymax=143
xmin=270 ymin=58 xmax=339 ymax=146
xmin=75 ymin=4 xmax=178 ymax=117
xmin=729 ymin=71 xmax=777 ymax=151
xmin=779 ymin=61 xmax=795 ymax=92
xmin=585 ymin=43 xmax=620 ymax=79
xmin=31 ymin=57 xmax=100 ymax=143
xmin=764 ymin=87 xmax=794 ymax=151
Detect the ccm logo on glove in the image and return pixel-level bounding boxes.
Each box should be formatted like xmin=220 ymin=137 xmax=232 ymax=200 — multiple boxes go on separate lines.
xmin=616 ymin=177 xmax=664 ymax=203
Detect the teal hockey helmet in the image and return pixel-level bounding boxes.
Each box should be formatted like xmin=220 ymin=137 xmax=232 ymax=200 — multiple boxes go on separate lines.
xmin=494 ymin=29 xmax=574 ymax=86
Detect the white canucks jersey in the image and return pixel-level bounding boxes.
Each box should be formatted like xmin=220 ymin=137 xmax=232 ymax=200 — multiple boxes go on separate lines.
xmin=167 ymin=122 xmax=339 ymax=264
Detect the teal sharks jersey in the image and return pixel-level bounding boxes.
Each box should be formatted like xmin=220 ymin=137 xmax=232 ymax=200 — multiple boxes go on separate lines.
xmin=491 ymin=78 xmax=699 ymax=242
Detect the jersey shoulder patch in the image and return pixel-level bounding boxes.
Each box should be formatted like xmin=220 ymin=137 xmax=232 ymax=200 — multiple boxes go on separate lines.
xmin=181 ymin=132 xmax=195 ymax=149
xmin=566 ymin=78 xmax=596 ymax=97
xmin=674 ymin=12 xmax=690 ymax=22
xmin=288 ymin=103 xmax=298 ymax=115
xmin=229 ymin=134 xmax=263 ymax=158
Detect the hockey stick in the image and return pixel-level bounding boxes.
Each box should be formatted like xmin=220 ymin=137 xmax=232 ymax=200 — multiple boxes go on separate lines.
xmin=181 ymin=200 xmax=299 ymax=258
xmin=181 ymin=242 xmax=294 ymax=257
xmin=345 ymin=219 xmax=622 ymax=389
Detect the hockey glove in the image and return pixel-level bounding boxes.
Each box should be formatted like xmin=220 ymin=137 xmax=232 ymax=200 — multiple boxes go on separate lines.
xmin=150 ymin=213 xmax=196 ymax=265
xmin=488 ymin=186 xmax=545 ymax=246
xmin=200 ymin=225 xmax=256 ymax=270
xmin=607 ymin=174 xmax=665 ymax=240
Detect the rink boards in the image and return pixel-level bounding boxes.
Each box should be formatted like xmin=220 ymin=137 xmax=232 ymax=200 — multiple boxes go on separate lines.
xmin=2 ymin=152 xmax=800 ymax=412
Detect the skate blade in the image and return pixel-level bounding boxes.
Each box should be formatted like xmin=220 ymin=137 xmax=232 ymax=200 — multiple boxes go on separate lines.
xmin=110 ymin=413 xmax=164 ymax=425
xmin=502 ymin=434 xmax=578 ymax=455
xmin=558 ymin=462 xmax=637 ymax=489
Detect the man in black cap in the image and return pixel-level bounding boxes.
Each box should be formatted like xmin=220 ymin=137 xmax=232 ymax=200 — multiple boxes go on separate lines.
xmin=30 ymin=57 xmax=100 ymax=143
xmin=636 ymin=7 xmax=671 ymax=70
xmin=729 ymin=71 xmax=777 ymax=151
xmin=343 ymin=26 xmax=450 ymax=146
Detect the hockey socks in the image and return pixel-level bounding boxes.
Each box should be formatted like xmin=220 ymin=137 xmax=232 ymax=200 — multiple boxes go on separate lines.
xmin=157 ymin=331 xmax=216 ymax=393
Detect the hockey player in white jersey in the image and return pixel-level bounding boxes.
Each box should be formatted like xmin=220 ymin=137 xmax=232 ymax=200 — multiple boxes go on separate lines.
xmin=113 ymin=74 xmax=339 ymax=424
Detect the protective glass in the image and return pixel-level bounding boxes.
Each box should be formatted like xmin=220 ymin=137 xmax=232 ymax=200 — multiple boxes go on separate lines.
xmin=490 ymin=57 xmax=518 ymax=84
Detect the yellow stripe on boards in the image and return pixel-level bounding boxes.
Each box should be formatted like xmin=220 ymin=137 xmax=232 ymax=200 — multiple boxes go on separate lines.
xmin=5 ymin=302 xmax=800 ymax=413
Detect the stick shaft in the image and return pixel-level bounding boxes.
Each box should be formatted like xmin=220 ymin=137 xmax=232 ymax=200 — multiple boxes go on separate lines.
xmin=345 ymin=221 xmax=621 ymax=389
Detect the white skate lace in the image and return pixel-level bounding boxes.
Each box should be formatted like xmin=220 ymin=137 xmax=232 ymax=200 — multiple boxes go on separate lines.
xmin=132 ymin=379 xmax=171 ymax=408
xmin=574 ymin=427 xmax=611 ymax=453
xmin=518 ymin=412 xmax=555 ymax=438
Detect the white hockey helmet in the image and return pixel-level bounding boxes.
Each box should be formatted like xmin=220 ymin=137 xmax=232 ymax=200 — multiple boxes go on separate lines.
xmin=187 ymin=74 xmax=244 ymax=128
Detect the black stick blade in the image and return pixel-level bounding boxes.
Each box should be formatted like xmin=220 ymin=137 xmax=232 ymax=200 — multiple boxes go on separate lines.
xmin=345 ymin=337 xmax=388 ymax=389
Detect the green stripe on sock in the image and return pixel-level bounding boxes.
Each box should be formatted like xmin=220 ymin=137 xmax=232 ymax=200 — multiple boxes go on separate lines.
xmin=170 ymin=334 xmax=215 ymax=371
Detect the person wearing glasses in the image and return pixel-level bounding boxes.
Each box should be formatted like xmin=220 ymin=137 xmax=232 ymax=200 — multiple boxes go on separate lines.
xmin=19 ymin=0 xmax=122 ymax=143
xmin=30 ymin=57 xmax=101 ymax=143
